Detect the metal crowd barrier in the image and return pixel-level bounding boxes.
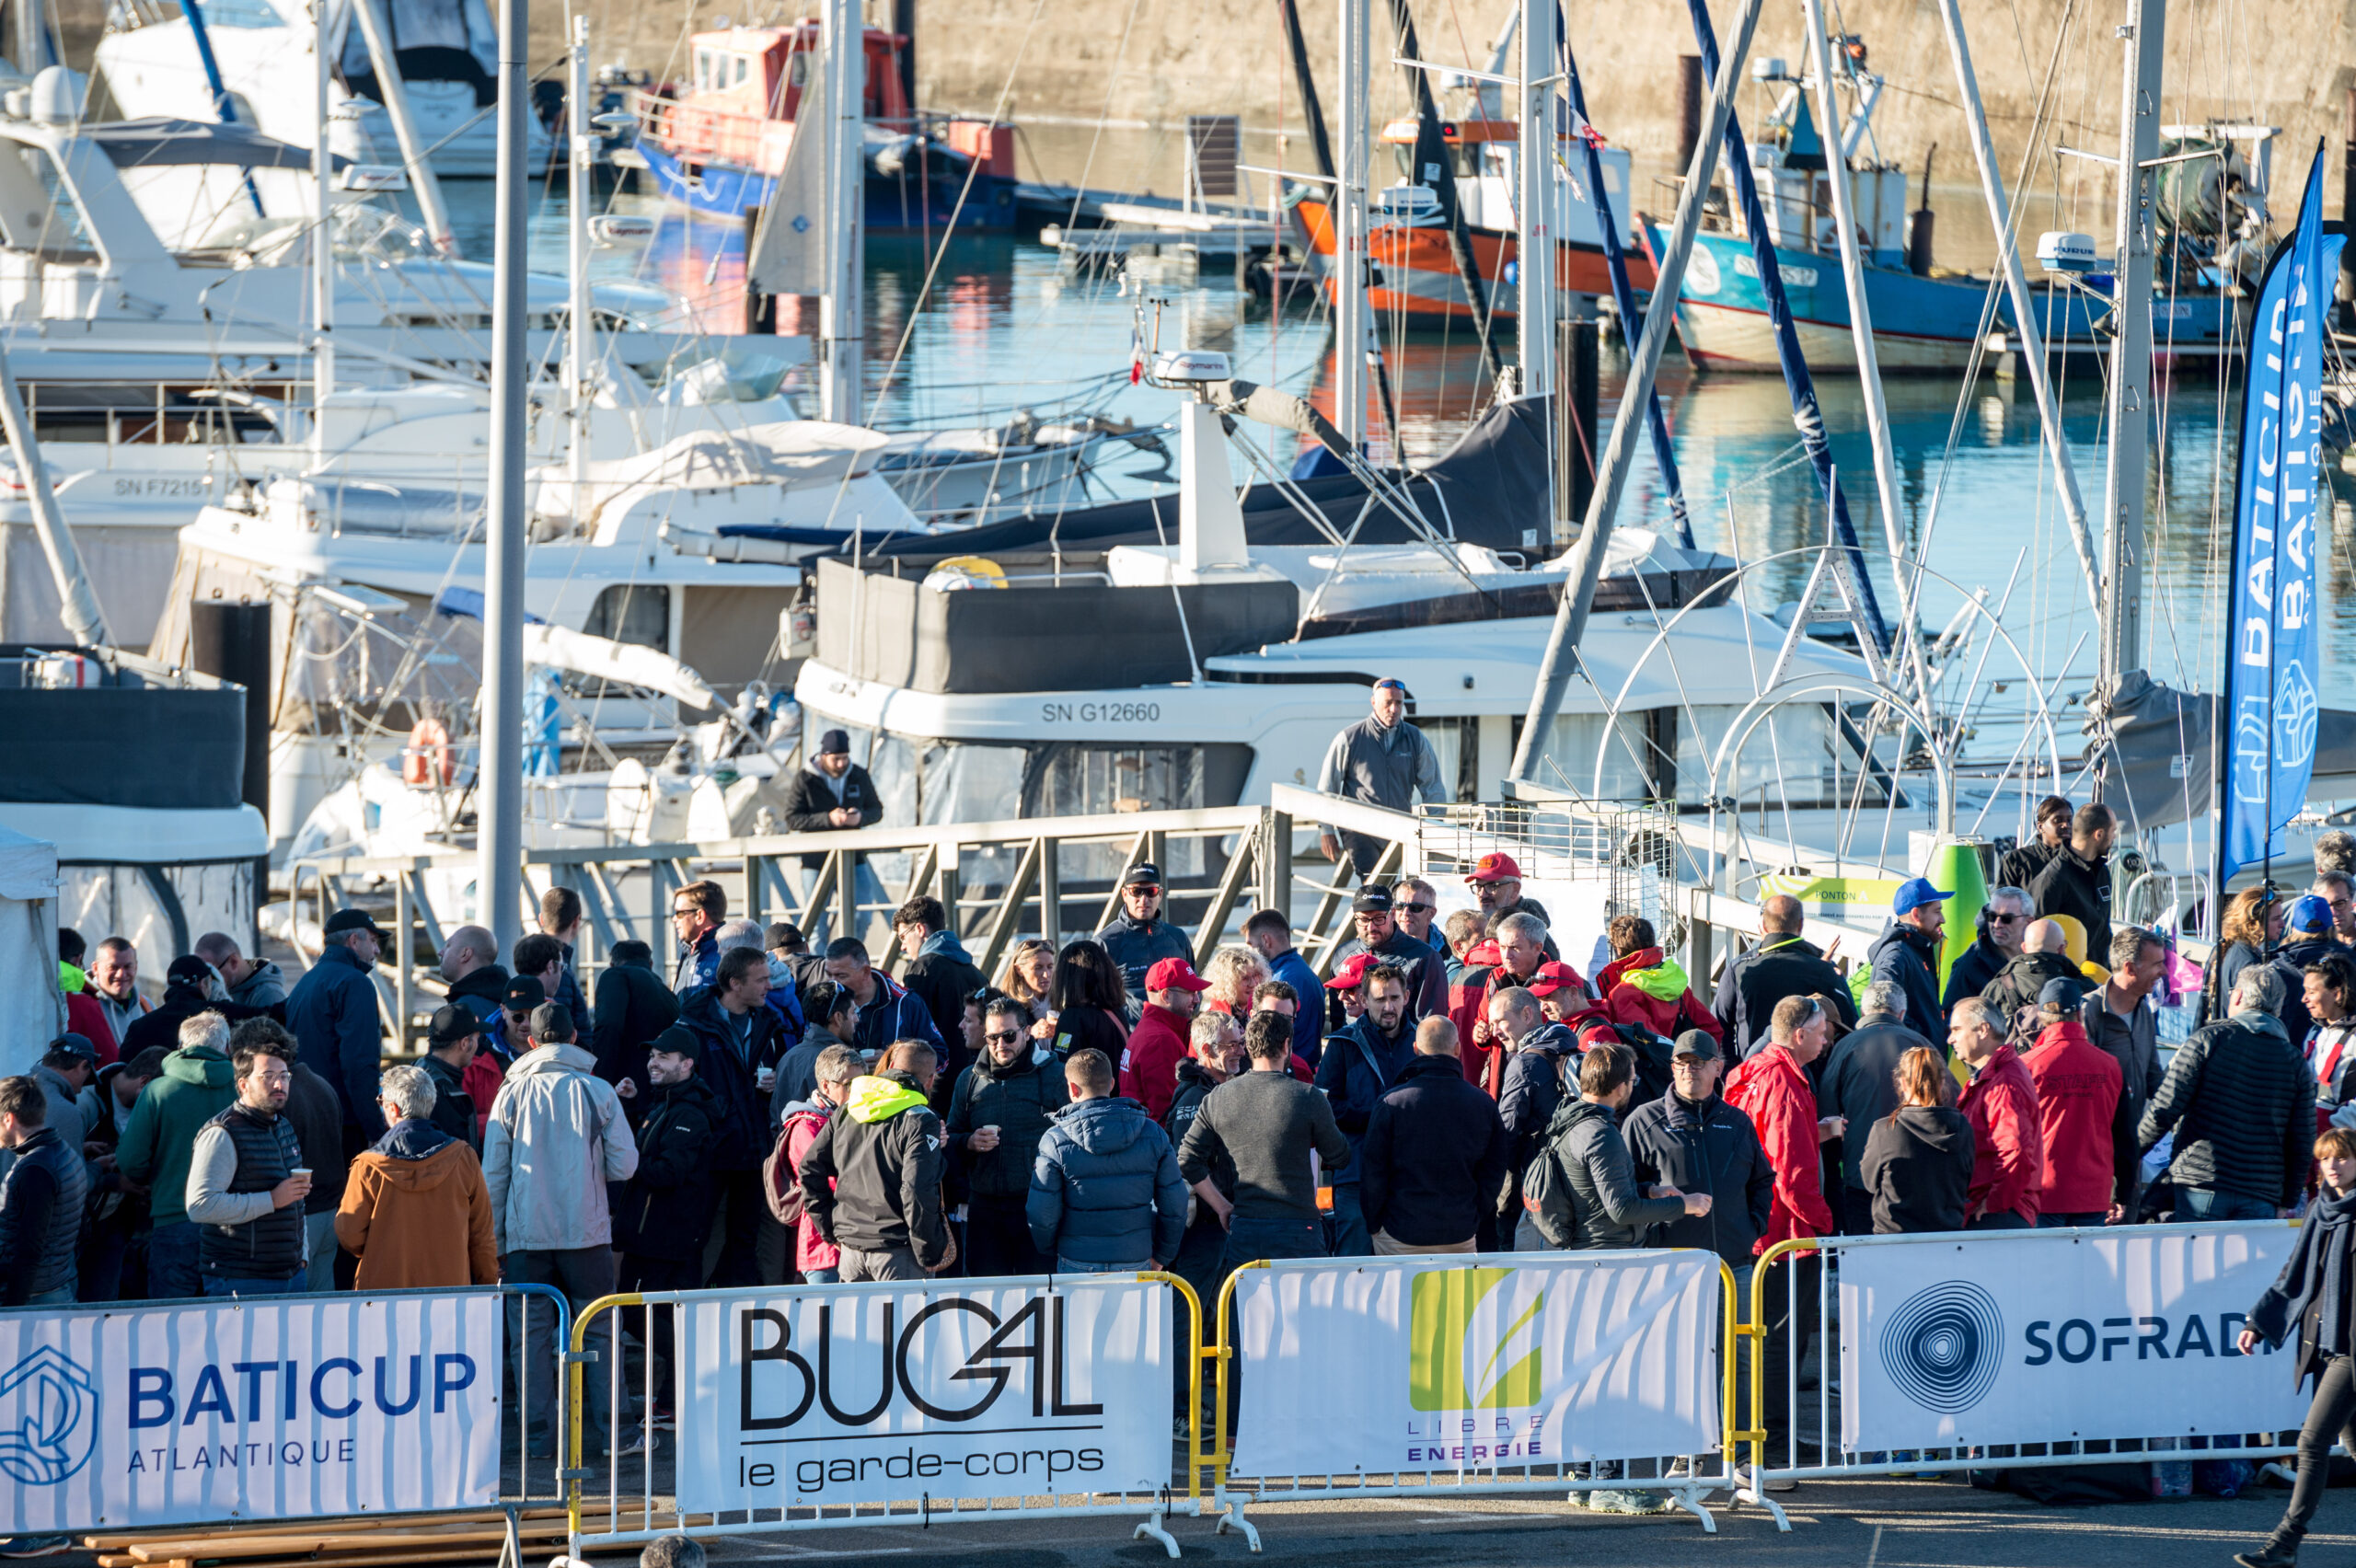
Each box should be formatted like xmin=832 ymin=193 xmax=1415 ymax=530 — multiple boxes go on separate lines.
xmin=0 ymin=1283 xmax=572 ymax=1548
xmin=561 ymin=1272 xmax=1210 ymax=1561
xmin=1203 ymin=1252 xmax=1744 ymax=1543
xmin=1739 ymin=1222 xmax=2308 ymax=1528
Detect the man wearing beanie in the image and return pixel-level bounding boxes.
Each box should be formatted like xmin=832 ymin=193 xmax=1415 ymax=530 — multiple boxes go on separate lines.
xmin=782 ymin=728 xmax=886 ymax=945
xmin=614 ymin=1026 xmax=721 ymax=1421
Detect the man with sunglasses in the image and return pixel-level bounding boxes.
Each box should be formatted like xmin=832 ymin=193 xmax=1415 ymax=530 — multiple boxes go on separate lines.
xmin=1097 ymin=862 xmax=1192 ymax=1010
xmin=1326 ymin=886 xmax=1446 ymax=1028
xmin=1944 ymin=886 xmax=2033 ymax=1011
xmin=1392 ymin=879 xmax=1442 ymax=953
xmin=946 ymin=996 xmax=1069 ymax=1277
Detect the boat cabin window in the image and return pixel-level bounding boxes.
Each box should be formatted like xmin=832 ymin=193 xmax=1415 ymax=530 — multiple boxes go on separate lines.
xmin=583 ymin=584 xmax=669 ymax=651
xmin=19 ymin=151 xmax=99 ymax=262
xmin=1517 ymin=711 xmax=1657 ymax=801
xmin=734 ymin=55 xmax=750 ymax=85
xmin=191 ymin=0 xmax=285 ymax=28
xmin=788 ymin=51 xmax=809 ymax=86
xmin=694 ymin=49 xmax=713 ymax=88
xmin=1391 ymin=144 xmax=1479 ymax=182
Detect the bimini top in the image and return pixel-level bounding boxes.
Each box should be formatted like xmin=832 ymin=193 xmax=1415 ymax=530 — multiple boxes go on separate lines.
xmin=78 ymin=117 xmax=351 ymax=172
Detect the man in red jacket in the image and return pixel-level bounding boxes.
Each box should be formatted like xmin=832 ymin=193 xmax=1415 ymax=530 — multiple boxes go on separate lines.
xmin=1454 ymin=915 xmax=1567 ymax=1094
xmin=1722 ymin=992 xmax=1840 ymax=1446
xmin=1119 ymin=957 xmax=1208 ymax=1120
xmin=1595 ymin=915 xmax=1724 ymax=1044
xmin=2021 ymin=978 xmax=2128 ymax=1228
xmin=1954 ymin=996 xmax=2046 ymax=1228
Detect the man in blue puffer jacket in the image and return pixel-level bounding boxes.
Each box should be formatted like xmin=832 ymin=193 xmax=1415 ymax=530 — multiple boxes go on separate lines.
xmin=1027 ymin=1048 xmax=1186 ymax=1272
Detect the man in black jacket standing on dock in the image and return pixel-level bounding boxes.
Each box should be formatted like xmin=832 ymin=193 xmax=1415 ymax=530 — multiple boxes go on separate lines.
xmin=784 ymin=729 xmax=886 ymax=943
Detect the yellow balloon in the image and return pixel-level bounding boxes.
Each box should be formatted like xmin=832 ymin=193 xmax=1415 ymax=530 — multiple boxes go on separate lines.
xmin=2048 ymin=913 xmax=2088 ymax=965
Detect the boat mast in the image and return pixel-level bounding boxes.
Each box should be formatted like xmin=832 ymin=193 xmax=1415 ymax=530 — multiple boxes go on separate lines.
xmin=310 ymin=0 xmax=334 ymax=461
xmin=0 ymin=344 xmax=108 ymax=648
xmin=568 ymin=14 xmax=592 ymax=494
xmin=1797 ymin=0 xmax=1931 ymax=703
xmin=1930 ymin=0 xmax=2099 ymax=613
xmin=2099 ymin=0 xmax=2164 ymax=701
xmin=818 ymin=0 xmax=863 ymax=423
xmin=1507 ymin=0 xmax=1769 ymax=784
xmin=1334 ymin=0 xmax=1369 ymax=446
xmin=1514 ymin=0 xmax=1553 ymax=406
xmin=478 ymin=0 xmax=530 ymax=951
xmin=352 ymin=0 xmax=460 ymax=256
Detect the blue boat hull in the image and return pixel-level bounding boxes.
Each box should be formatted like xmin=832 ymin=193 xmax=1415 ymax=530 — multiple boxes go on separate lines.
xmin=1667 ymin=230 xmax=1992 ymax=372
xmin=633 ymin=137 xmax=1019 ymax=231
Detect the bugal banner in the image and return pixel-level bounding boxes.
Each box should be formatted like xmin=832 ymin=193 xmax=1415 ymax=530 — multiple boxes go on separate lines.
xmin=674 ymin=1277 xmax=1168 ymax=1510
xmin=1228 ymin=1253 xmax=1719 ymax=1478
xmin=1838 ymin=1227 xmax=2309 ymax=1452
xmin=0 ymin=1292 xmax=502 ymax=1534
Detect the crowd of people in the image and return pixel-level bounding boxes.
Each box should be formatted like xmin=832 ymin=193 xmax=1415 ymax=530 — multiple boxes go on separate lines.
xmin=11 ymin=790 xmax=2356 ymax=1495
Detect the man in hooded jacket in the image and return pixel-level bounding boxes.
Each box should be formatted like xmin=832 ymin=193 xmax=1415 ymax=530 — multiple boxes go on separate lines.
xmin=676 ymin=948 xmax=788 ymax=1286
xmin=335 ymin=1062 xmax=497 ymax=1290
xmin=1027 ymin=1047 xmax=1186 ymax=1271
xmin=895 ymin=896 xmax=986 ymax=1101
xmin=798 ymin=1044 xmax=953 ymax=1280
xmin=1594 ymin=917 xmax=1721 ymax=1043
xmin=613 ymin=1027 xmax=721 ymax=1407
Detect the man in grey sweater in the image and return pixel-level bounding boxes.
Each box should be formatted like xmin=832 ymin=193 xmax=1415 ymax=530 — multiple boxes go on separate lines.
xmin=1177 ymin=1011 xmax=1351 ymax=1273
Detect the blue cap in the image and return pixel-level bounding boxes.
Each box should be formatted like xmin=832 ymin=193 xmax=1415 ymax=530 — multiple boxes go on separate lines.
xmin=1892 ymin=876 xmax=1953 ymax=917
xmin=2289 ymin=894 xmax=2335 ymax=935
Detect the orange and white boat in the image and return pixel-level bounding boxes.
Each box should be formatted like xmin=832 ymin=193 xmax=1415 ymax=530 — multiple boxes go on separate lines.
xmin=1295 ymin=115 xmax=1652 ymax=322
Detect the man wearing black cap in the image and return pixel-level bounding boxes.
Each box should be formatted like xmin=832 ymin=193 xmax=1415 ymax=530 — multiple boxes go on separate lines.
xmin=615 ymin=1026 xmax=721 ymax=1412
xmin=120 ymin=954 xmax=271 ymax=1061
xmin=1097 ymin=862 xmax=1192 ymax=1008
xmin=422 ymin=1004 xmax=483 ymax=1148
xmin=30 ymin=1032 xmax=97 ymax=1147
xmin=783 ymin=729 xmax=886 ymax=945
xmin=1325 ymin=886 xmax=1446 ymax=1027
xmin=285 ymin=906 xmax=391 ymax=1160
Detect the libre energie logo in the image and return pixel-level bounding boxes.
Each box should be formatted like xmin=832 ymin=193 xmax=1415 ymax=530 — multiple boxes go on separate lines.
xmin=1408 ymin=1269 xmax=1545 ymax=1412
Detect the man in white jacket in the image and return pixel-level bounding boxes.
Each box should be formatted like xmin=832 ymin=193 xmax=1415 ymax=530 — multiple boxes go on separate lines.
xmin=483 ymin=1002 xmax=638 ymax=1458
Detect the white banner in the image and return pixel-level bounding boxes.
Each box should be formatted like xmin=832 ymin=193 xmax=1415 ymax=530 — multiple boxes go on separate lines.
xmin=1229 ymin=1252 xmax=1720 ymax=1477
xmin=675 ymin=1278 xmax=1169 ymax=1510
xmin=0 ymin=1292 xmax=503 ymax=1534
xmin=1838 ymin=1227 xmax=2310 ymax=1452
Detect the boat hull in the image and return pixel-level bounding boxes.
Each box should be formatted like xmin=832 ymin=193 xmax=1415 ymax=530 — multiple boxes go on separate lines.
xmin=632 ymin=137 xmax=1018 ymax=231
xmin=1665 ymin=230 xmax=1991 ymax=372
xmin=1294 ymin=198 xmax=1654 ymax=323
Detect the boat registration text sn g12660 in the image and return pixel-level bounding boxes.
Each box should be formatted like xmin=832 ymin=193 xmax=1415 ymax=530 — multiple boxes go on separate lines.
xmin=1040 ymin=701 xmax=1161 ymax=724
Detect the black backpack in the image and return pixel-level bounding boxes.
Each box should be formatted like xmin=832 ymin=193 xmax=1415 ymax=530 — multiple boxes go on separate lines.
xmin=1600 ymin=1020 xmax=1677 ymax=1114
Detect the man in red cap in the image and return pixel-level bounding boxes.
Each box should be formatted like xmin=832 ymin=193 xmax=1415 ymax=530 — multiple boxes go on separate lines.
xmin=1323 ymin=887 xmax=1446 ymax=1030
xmin=1120 ymin=957 xmax=1210 ymax=1121
xmin=1454 ymin=913 xmax=1575 ymax=1093
xmin=1466 ymin=853 xmax=1553 ymax=930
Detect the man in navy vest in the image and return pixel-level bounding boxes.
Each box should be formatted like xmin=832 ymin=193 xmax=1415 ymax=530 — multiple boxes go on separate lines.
xmin=184 ymin=1032 xmax=310 ymax=1296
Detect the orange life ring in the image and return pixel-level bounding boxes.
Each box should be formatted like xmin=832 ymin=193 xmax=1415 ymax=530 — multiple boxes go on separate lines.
xmin=404 ymin=719 xmax=454 ymax=786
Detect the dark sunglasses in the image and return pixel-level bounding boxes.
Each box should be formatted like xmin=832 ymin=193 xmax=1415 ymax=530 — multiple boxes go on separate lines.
xmin=985 ymin=1028 xmax=1023 ymax=1044
xmin=1398 ymin=902 xmax=1436 ymax=915
xmin=1987 ymin=911 xmax=2024 ymax=925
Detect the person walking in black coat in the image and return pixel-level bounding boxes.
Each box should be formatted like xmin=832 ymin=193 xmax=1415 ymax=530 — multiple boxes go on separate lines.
xmin=2235 ymin=1125 xmax=2356 ymax=1568
xmin=420 ymin=1005 xmax=481 ymax=1149
xmin=1819 ymin=982 xmax=1935 ymax=1233
xmin=613 ymin=1029 xmax=721 ymax=1412
xmin=591 ymin=940 xmax=682 ymax=1120
xmin=2027 ymin=801 xmax=2117 ymax=966
xmin=1712 ymin=895 xmax=1857 ymax=1057
xmin=1868 ymin=878 xmax=1953 ymax=1053
xmin=283 ymin=907 xmax=390 ymax=1161
xmin=2139 ymin=963 xmax=2314 ymax=1222
xmin=948 ymin=996 xmax=1071 ymax=1276
xmin=1858 ymin=1047 xmax=1976 ymax=1233
xmin=1357 ymin=1019 xmax=1508 ymax=1253
xmin=1625 ymin=1032 xmax=1774 ymax=1268
xmin=1537 ymin=1044 xmax=1703 ymax=1251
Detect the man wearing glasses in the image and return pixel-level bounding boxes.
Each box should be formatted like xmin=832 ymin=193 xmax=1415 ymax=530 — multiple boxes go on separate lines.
xmin=1097 ymin=862 xmax=1192 ymax=1010
xmin=1944 ymin=886 xmax=2033 ymax=1011
xmin=1392 ymin=878 xmax=1442 ymax=954
xmin=184 ymin=1032 xmax=312 ymax=1297
xmin=671 ymin=880 xmax=729 ymax=995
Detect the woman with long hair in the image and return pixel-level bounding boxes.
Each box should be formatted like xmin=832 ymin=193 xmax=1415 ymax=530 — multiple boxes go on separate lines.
xmin=998 ymin=938 xmax=1057 ymax=1025
xmin=1047 ymin=939 xmax=1128 ymax=1061
xmin=2210 ymin=886 xmax=2286 ymax=1024
xmin=1199 ymin=945 xmax=1269 ymax=1019
xmin=2236 ymin=1127 xmax=2356 ymax=1568
xmin=1856 ymin=1046 xmax=1976 ymax=1234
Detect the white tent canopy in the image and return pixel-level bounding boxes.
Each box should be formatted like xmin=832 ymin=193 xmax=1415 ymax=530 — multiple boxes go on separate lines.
xmin=0 ymin=824 xmax=63 ymax=1077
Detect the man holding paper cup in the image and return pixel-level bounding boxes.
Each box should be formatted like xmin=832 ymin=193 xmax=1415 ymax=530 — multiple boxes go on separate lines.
xmin=184 ymin=1027 xmax=312 ymax=1297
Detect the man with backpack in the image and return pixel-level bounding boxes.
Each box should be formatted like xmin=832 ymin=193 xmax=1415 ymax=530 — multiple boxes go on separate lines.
xmin=767 ymin=1044 xmax=863 ymax=1285
xmin=1523 ymin=1043 xmax=1704 ymax=1252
